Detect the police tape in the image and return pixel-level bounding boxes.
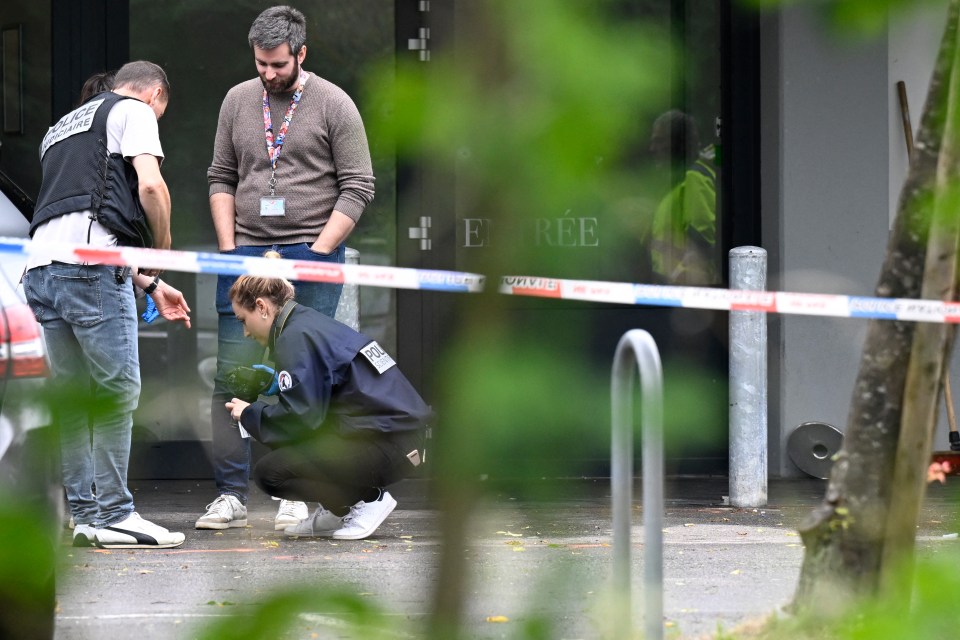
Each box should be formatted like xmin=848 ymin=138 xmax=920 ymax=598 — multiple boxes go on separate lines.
xmin=0 ymin=237 xmax=486 ymax=293
xmin=3 ymin=236 xmax=958 ymax=324
xmin=498 ymin=275 xmax=960 ymax=324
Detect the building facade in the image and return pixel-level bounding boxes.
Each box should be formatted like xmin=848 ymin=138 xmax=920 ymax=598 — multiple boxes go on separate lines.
xmin=0 ymin=0 xmax=949 ymax=479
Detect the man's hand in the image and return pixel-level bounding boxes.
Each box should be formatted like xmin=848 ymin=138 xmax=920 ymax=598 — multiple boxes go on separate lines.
xmin=226 ymin=398 xmax=250 ymax=422
xmin=150 ymin=282 xmax=192 ymax=328
xmin=311 ymin=210 xmax=355 ymax=254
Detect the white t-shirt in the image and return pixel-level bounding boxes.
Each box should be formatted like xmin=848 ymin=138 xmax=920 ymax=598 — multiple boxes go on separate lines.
xmin=29 ymin=97 xmax=164 ymax=268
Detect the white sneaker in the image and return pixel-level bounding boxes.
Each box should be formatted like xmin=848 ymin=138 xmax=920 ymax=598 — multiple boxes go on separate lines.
xmin=195 ymin=495 xmax=247 ymax=529
xmin=283 ymin=507 xmax=343 ymax=538
xmin=274 ymin=499 xmax=309 ymax=531
xmin=72 ymin=524 xmax=96 ymax=548
xmin=95 ymin=513 xmax=185 ymax=549
xmin=333 ymin=491 xmax=397 ymax=540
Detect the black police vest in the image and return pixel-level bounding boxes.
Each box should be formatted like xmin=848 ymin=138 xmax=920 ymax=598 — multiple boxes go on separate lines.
xmin=32 ymin=92 xmax=154 ymax=248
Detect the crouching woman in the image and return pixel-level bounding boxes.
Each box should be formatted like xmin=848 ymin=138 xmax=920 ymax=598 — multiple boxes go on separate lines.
xmin=225 ymin=267 xmax=431 ymax=540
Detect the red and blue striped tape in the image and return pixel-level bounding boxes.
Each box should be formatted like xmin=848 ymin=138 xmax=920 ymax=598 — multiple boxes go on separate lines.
xmin=3 ymin=237 xmax=957 ymax=323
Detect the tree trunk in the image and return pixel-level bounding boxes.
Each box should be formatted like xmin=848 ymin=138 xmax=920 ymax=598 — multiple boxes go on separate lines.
xmin=792 ymin=0 xmax=960 ymax=614
xmin=880 ymin=9 xmax=960 ymax=600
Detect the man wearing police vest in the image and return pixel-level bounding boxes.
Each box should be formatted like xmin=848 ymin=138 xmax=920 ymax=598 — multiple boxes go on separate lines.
xmin=24 ymin=60 xmax=192 ymax=549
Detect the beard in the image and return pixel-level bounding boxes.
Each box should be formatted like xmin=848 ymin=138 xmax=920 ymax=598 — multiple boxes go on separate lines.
xmin=262 ymin=58 xmax=301 ymax=95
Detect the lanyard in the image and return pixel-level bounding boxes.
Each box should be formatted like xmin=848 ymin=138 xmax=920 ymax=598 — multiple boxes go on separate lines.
xmin=263 ymin=71 xmax=307 ymax=195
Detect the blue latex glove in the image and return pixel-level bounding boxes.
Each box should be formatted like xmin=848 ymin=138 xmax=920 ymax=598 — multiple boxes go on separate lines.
xmin=141 ymin=296 xmax=159 ymax=323
xmin=252 ymin=364 xmax=280 ymax=396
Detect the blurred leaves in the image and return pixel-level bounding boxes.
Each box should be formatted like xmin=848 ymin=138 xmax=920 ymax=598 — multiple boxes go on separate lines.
xmin=0 ymin=499 xmax=57 ymax=639
xmin=430 ymin=320 xmax=725 ymax=493
xmin=744 ymin=0 xmax=950 ymax=38
xmin=366 ymin=0 xmax=727 ymax=505
xmin=198 ymin=586 xmax=394 ymax=640
xmin=365 ymin=0 xmax=672 ymax=277
xmin=731 ymin=550 xmax=960 ymax=639
xmin=842 ymin=552 xmax=960 ymax=639
xmin=432 ymin=325 xmax=610 ymax=489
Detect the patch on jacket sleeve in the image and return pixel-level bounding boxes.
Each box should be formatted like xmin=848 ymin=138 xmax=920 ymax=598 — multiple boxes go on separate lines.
xmin=360 ymin=341 xmax=396 ymax=374
xmin=278 ymin=370 xmax=293 ymax=391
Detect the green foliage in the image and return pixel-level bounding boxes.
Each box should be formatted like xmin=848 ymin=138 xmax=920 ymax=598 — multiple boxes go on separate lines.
xmin=364 ymin=0 xmax=723 ymax=496
xmin=842 ymin=552 xmax=960 ymax=640
xmin=827 ymin=0 xmax=949 ymax=36
xmin=365 ymin=0 xmax=672 ymax=278
xmin=427 ymin=320 xmax=725 ymax=494
xmin=197 ymin=586 xmax=396 ymax=640
xmin=744 ymin=0 xmax=950 ymax=38
xmin=432 ymin=325 xmax=611 ymax=488
xmin=700 ymin=550 xmax=960 ymax=640
xmin=0 ymin=501 xmax=56 ymax=600
xmin=0 ymin=497 xmax=57 ymax=639
xmin=660 ymin=360 xmax=727 ymax=456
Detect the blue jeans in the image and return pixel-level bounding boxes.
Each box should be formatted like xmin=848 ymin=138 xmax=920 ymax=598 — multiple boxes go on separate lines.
xmin=212 ymin=243 xmax=345 ymax=503
xmin=23 ymin=264 xmax=140 ymax=527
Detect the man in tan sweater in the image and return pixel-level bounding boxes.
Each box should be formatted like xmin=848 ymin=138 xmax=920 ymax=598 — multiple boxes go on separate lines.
xmin=199 ymin=5 xmax=375 ymax=532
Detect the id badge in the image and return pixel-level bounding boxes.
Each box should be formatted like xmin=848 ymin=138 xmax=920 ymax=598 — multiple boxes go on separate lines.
xmin=260 ymin=196 xmax=286 ymax=217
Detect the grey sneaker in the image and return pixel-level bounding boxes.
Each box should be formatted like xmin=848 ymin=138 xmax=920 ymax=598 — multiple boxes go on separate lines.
xmin=333 ymin=491 xmax=397 ymax=540
xmin=274 ymin=499 xmax=309 ymax=531
xmin=283 ymin=507 xmax=343 ymax=538
xmin=195 ymin=495 xmax=247 ymax=529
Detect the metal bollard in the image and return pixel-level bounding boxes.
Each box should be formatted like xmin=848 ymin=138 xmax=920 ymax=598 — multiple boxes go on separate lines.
xmin=611 ymin=329 xmax=664 ymax=640
xmin=729 ymin=246 xmax=768 ymax=507
xmin=334 ymin=247 xmax=360 ymax=331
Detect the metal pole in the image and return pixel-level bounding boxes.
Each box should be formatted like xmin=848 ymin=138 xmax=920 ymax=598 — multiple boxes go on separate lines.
xmin=729 ymin=246 xmax=768 ymax=507
xmin=611 ymin=329 xmax=664 ymax=640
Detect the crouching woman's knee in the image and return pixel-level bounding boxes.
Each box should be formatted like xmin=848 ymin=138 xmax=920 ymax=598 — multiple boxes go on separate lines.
xmin=252 ymin=451 xmax=290 ymax=496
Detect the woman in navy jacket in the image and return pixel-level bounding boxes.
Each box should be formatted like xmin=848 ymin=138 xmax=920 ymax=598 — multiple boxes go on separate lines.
xmin=226 ymin=267 xmax=431 ymax=540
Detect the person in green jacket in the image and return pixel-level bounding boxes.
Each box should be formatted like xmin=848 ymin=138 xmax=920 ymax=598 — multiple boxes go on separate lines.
xmin=646 ymin=110 xmax=719 ymax=285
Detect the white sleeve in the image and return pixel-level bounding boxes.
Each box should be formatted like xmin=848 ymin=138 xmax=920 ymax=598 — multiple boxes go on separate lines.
xmin=106 ymin=99 xmax=165 ymax=164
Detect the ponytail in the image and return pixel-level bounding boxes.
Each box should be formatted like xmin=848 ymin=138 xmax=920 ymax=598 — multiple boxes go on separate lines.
xmin=228 ymin=250 xmax=295 ymax=310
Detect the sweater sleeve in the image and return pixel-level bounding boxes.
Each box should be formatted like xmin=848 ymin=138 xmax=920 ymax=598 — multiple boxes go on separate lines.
xmin=207 ymin=88 xmax=241 ymax=196
xmin=328 ymin=95 xmax=375 ymax=221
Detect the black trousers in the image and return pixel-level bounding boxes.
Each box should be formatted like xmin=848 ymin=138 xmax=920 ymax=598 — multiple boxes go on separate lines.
xmin=253 ymin=429 xmax=422 ymax=514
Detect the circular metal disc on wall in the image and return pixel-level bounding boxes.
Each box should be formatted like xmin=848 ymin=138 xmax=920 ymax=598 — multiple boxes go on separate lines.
xmin=787 ymin=421 xmax=844 ymax=479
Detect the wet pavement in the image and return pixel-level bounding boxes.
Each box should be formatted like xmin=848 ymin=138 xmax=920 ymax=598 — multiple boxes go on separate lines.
xmin=52 ymin=476 xmax=960 ymax=639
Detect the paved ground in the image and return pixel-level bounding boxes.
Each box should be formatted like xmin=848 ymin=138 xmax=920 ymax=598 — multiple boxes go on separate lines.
xmin=52 ymin=476 xmax=960 ymax=640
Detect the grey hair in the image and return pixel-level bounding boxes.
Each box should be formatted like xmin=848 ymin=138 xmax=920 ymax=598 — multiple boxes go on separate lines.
xmin=113 ymin=61 xmax=170 ymax=99
xmin=248 ymin=5 xmax=307 ymax=56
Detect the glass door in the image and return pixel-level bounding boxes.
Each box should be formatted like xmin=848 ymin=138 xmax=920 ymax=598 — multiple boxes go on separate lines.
xmin=398 ymin=0 xmax=730 ymax=472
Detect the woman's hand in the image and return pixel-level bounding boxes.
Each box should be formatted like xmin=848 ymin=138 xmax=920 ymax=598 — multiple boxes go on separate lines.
xmin=226 ymin=398 xmax=250 ymax=422
xmin=150 ymin=282 xmax=192 ymax=328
